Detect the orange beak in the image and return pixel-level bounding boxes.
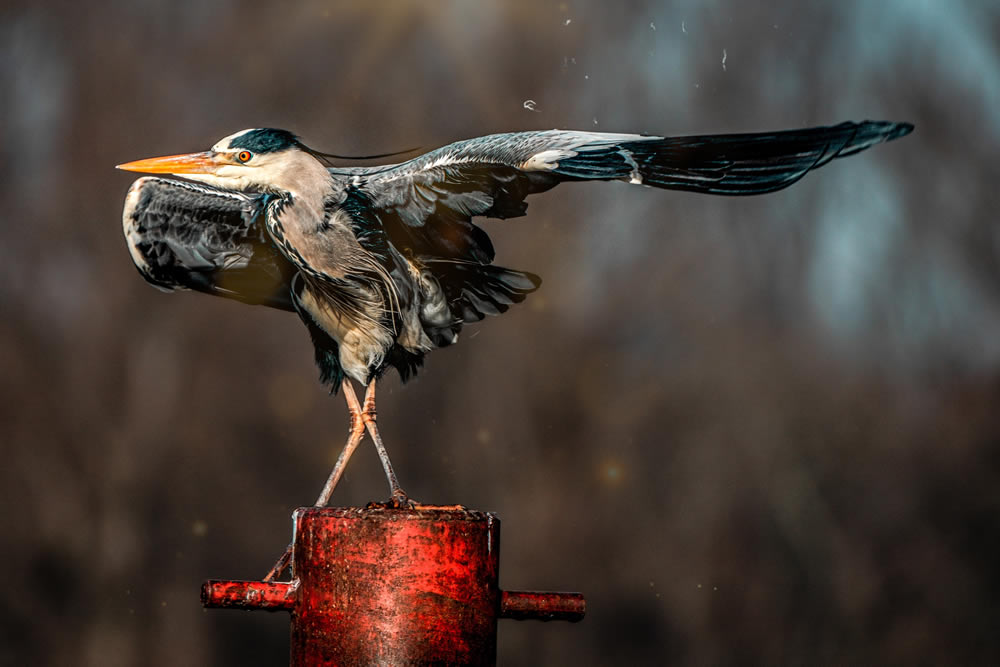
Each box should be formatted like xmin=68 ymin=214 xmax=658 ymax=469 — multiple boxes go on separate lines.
xmin=116 ymin=151 xmax=221 ymax=174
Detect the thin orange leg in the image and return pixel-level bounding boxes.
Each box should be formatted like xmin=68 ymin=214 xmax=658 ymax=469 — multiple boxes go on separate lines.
xmin=360 ymin=379 xmax=409 ymax=506
xmin=263 ymin=378 xmax=366 ymax=581
xmin=313 ymin=380 xmax=367 ymax=507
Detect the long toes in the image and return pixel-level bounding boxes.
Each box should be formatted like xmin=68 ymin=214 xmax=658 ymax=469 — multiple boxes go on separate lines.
xmin=365 ymin=492 xmax=417 ymax=510
xmin=391 ymin=494 xmax=416 ymax=510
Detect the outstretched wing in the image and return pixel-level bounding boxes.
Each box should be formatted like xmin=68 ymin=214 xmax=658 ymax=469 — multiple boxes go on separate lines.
xmin=343 ymin=121 xmax=913 ymax=264
xmin=121 ymin=176 xmax=298 ymax=311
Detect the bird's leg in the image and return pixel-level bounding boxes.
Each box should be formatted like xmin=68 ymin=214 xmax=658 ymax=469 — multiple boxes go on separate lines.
xmin=262 ymin=543 xmax=292 ymax=582
xmin=263 ymin=378 xmax=366 ymax=581
xmin=313 ymin=379 xmax=367 ymax=507
xmin=360 ymin=379 xmax=410 ymax=507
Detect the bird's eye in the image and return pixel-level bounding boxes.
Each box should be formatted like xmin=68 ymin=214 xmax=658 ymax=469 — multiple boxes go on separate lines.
xmin=236 ymin=151 xmax=253 ymax=163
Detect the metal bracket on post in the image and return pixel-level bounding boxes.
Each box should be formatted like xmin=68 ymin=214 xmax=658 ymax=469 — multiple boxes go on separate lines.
xmin=202 ymin=506 xmax=585 ymax=666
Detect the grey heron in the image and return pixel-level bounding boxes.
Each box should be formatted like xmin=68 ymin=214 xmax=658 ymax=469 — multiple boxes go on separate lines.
xmin=117 ymin=121 xmax=912 ymax=514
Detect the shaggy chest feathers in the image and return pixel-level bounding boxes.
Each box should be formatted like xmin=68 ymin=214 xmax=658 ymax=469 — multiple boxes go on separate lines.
xmin=264 ymin=190 xmax=453 ymax=384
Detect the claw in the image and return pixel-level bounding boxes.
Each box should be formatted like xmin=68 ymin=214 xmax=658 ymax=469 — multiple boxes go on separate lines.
xmin=364 ymin=492 xmax=417 ymax=510
xmin=390 ymin=490 xmax=414 ymax=509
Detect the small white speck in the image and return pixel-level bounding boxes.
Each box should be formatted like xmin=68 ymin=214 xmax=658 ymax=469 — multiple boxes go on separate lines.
xmin=722 ymin=49 xmax=727 ymax=71
xmin=564 ymin=18 xmax=571 ymax=26
xmin=694 ymin=83 xmax=700 ymax=88
xmin=681 ymin=20 xmax=687 ymax=33
xmin=584 ymin=74 xmax=589 ymax=80
xmin=650 ymin=21 xmax=656 ymax=31
xmin=593 ymin=116 xmax=599 ymax=125
xmin=523 ymin=99 xmax=539 ymax=112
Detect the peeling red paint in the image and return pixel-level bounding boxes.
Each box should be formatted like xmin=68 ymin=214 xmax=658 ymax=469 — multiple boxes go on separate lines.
xmin=500 ymin=590 xmax=586 ymax=621
xmin=202 ymin=506 xmax=584 ymax=665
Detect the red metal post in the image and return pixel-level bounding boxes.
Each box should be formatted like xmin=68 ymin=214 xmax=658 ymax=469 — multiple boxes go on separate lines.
xmin=500 ymin=590 xmax=586 ymax=621
xmin=203 ymin=506 xmax=584 ymax=666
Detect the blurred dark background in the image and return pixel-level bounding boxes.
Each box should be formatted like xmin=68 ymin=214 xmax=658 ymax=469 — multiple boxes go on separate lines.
xmin=2 ymin=1 xmax=998 ymax=664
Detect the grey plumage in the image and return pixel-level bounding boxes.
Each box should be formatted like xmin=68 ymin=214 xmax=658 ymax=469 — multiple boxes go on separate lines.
xmin=121 ymin=120 xmax=913 ymax=388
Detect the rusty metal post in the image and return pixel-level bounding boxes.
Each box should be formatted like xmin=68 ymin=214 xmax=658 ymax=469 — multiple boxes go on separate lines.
xmin=203 ymin=506 xmax=584 ymax=666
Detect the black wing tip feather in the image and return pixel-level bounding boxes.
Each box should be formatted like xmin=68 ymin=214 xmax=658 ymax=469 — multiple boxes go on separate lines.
xmin=837 ymin=120 xmax=914 ymax=155
xmin=861 ymin=120 xmax=914 ymax=141
xmin=600 ymin=118 xmax=914 ymax=196
xmin=887 ymin=121 xmax=915 ymax=140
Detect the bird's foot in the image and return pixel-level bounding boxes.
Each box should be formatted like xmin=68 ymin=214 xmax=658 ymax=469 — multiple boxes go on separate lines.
xmin=389 ymin=489 xmax=415 ymax=509
xmin=365 ymin=489 xmax=417 ymax=510
xmin=363 ymin=496 xmax=469 ymax=512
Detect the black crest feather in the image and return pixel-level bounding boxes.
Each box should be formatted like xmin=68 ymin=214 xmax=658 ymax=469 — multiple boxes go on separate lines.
xmin=228 ymin=127 xmax=419 ymax=162
xmin=228 ymin=128 xmax=299 ymax=154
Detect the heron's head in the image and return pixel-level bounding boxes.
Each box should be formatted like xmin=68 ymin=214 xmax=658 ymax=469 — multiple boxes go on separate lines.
xmin=117 ymin=128 xmax=329 ymax=194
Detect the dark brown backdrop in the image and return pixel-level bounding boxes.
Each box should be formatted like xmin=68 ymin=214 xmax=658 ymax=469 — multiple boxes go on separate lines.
xmin=2 ymin=1 xmax=998 ymax=664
